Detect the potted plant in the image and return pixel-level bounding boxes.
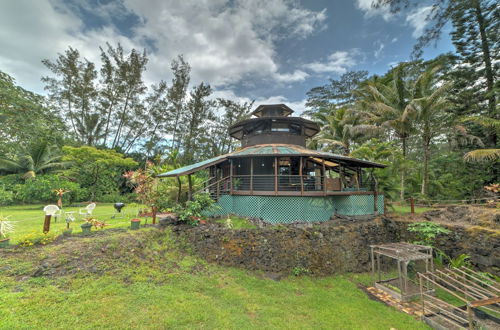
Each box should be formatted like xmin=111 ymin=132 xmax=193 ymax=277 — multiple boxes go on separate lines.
xmin=130 ymin=218 xmax=141 ymax=230
xmin=63 ymin=212 xmax=75 ymax=236
xmin=0 ymin=215 xmax=14 ymax=248
xmin=81 ymin=218 xmax=94 ymax=235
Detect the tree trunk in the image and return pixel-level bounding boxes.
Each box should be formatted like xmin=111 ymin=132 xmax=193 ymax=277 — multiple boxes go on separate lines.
xmin=176 ymin=177 xmax=182 ymax=203
xmin=400 ymin=136 xmax=407 ymax=200
xmin=473 ymin=1 xmax=497 ymax=144
xmin=421 ymin=137 xmax=430 ymax=196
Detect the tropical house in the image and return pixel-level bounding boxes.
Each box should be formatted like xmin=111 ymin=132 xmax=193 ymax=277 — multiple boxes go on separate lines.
xmin=158 ymin=104 xmax=386 ymax=223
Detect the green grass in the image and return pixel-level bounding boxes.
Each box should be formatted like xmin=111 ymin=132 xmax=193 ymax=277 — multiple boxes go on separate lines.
xmin=0 ymin=228 xmax=429 ymax=329
xmin=390 ymin=204 xmax=433 ymax=214
xmin=0 ymin=203 xmax=144 ymax=244
xmin=216 ymin=216 xmax=257 ymax=229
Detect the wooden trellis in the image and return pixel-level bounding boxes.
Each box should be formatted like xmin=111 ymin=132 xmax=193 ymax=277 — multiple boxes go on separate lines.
xmin=370 ymin=242 xmax=434 ymax=302
xmin=418 ymin=267 xmax=500 ymax=330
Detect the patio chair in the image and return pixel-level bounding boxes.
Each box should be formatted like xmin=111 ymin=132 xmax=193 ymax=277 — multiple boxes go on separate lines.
xmin=43 ymin=205 xmax=61 ymax=222
xmin=79 ymin=203 xmax=96 ymax=219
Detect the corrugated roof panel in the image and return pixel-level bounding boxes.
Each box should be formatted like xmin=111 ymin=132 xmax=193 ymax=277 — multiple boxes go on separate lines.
xmin=256 ymin=146 xmax=274 ymax=154
xmin=277 ymin=146 xmax=300 ymax=154
xmin=157 ymin=155 xmax=226 ymax=177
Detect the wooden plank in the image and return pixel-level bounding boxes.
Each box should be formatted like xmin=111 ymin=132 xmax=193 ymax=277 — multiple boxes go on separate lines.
xmin=470 ymin=296 xmax=500 ymax=308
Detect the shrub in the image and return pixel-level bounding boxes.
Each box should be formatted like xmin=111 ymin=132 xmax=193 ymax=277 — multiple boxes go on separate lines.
xmin=14 ymin=174 xmax=88 ymax=204
xmin=18 ymin=232 xmax=58 ymax=247
xmin=98 ymin=192 xmax=137 ymax=203
xmin=407 ymin=221 xmax=450 ymax=246
xmin=0 ymin=188 xmax=14 ymax=206
xmin=0 ymin=174 xmax=24 ymax=190
xmin=292 ymin=267 xmax=310 ymax=276
xmin=173 ymin=193 xmax=218 ymax=224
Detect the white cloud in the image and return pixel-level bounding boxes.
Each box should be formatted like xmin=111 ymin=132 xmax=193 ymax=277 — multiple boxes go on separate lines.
xmin=355 ymin=0 xmax=393 ymax=21
xmin=406 ymin=6 xmax=433 ymax=38
xmin=374 ymin=41 xmax=384 ymax=59
xmin=212 ymin=89 xmax=307 ymax=114
xmin=122 ymin=0 xmax=326 ymax=86
xmin=303 ymin=50 xmax=358 ymax=74
xmin=0 ymin=0 xmax=326 ymax=94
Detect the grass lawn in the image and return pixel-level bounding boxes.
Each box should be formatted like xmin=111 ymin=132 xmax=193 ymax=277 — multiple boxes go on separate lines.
xmin=0 ymin=228 xmax=428 ymax=329
xmin=0 ymin=203 xmax=144 ymax=244
xmin=390 ymin=204 xmax=433 ymax=214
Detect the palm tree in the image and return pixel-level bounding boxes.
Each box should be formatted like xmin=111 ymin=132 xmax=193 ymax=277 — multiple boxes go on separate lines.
xmin=404 ymin=65 xmax=452 ymax=195
xmin=0 ymin=141 xmax=68 ymax=179
xmin=462 ymin=116 xmax=500 ymax=162
xmin=74 ymin=113 xmax=106 ymax=146
xmin=353 ymin=65 xmax=415 ymax=200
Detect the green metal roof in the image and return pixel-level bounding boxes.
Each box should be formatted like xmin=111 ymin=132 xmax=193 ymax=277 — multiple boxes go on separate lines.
xmin=157 ymin=144 xmax=386 ymax=177
xmin=156 ymin=155 xmax=226 ymax=177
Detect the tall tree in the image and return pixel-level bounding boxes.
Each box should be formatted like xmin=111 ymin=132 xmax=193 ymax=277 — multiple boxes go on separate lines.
xmin=405 ymin=65 xmax=452 ymax=195
xmin=167 ymin=56 xmax=191 ymax=150
xmin=374 ymin=0 xmax=499 ymax=144
xmin=42 ymin=47 xmax=98 ymax=144
xmin=181 ymin=83 xmax=214 ymax=163
xmin=305 ymin=70 xmax=368 ymax=115
xmin=0 ymin=71 xmax=64 ymax=155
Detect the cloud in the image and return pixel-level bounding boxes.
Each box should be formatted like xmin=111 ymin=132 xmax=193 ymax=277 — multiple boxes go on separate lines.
xmin=212 ymin=89 xmax=307 ymax=114
xmin=122 ymin=0 xmax=326 ymax=86
xmin=355 ymin=0 xmax=393 ymax=21
xmin=374 ymin=41 xmax=384 ymax=59
xmin=0 ymin=0 xmax=326 ymax=94
xmin=303 ymin=50 xmax=358 ymax=74
xmin=406 ymin=6 xmax=433 ymax=38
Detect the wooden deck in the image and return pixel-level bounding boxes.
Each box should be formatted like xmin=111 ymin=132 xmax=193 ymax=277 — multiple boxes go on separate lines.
xmin=231 ymin=190 xmax=377 ymax=196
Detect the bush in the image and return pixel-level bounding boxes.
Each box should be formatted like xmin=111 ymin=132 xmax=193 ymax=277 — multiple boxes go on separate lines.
xmin=0 ymin=174 xmax=24 ymax=190
xmin=173 ymin=193 xmax=218 ymax=224
xmin=98 ymin=192 xmax=137 ymax=203
xmin=0 ymin=187 xmax=14 ymax=206
xmin=14 ymin=174 xmax=89 ymax=204
xmin=18 ymin=232 xmax=58 ymax=247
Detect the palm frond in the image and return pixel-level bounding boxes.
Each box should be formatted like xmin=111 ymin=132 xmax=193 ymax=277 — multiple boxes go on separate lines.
xmin=463 ymin=149 xmax=500 ymax=162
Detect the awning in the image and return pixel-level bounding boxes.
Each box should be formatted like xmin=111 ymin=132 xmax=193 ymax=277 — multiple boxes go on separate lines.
xmin=156 ymin=155 xmax=226 ymax=178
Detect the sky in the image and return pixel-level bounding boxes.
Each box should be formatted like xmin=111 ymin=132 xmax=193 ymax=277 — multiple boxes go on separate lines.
xmin=0 ymin=0 xmax=455 ymax=113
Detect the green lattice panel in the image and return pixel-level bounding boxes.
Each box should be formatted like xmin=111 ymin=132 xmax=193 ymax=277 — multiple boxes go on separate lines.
xmin=205 ymin=194 xmax=384 ymax=223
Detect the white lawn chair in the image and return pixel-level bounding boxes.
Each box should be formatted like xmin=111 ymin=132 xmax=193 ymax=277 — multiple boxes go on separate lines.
xmin=43 ymin=205 xmax=61 ymax=221
xmin=79 ymin=203 xmax=96 ymax=219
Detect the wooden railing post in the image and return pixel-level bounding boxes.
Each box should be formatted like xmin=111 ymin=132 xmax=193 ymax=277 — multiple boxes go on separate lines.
xmin=250 ymin=159 xmax=253 ymax=194
xmin=230 ymin=159 xmax=233 ymax=194
xmin=274 ymin=157 xmax=278 ymax=196
xmin=299 ymin=157 xmax=303 ymax=196
xmin=322 ymin=159 xmax=327 ymax=196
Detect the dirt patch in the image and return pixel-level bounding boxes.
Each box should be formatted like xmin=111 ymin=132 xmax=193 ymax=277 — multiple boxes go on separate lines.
xmin=420 ymin=205 xmax=499 ymax=229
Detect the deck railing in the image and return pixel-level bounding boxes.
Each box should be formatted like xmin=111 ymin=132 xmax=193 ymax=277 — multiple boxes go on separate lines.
xmin=199 ymin=174 xmax=375 ymax=200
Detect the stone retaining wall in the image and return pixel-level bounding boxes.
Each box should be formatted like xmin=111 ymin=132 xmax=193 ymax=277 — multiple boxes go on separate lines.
xmin=172 ymin=217 xmax=499 ymax=276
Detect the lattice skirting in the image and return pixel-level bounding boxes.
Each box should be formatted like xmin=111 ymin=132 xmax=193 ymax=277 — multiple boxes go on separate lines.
xmin=205 ymin=194 xmax=384 ymax=224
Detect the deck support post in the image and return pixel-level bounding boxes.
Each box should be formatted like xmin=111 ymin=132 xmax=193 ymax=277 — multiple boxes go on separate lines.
xmin=299 ymin=157 xmax=303 ymax=196
xmin=188 ymin=174 xmax=193 ymax=201
xmin=274 ymin=157 xmax=278 ymax=195
xmin=230 ymin=159 xmax=234 ymax=194
xmin=322 ymin=159 xmax=326 ymax=196
xmin=250 ymin=158 xmax=254 ymax=195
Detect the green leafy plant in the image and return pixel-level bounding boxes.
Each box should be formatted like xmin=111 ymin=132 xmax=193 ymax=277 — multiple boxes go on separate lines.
xmin=173 ymin=193 xmax=219 ymax=225
xmin=448 ymin=254 xmax=471 ymax=269
xmin=292 ymin=267 xmax=310 ymax=276
xmin=18 ymin=231 xmax=57 ymax=247
xmin=408 ymin=221 xmax=450 ymax=246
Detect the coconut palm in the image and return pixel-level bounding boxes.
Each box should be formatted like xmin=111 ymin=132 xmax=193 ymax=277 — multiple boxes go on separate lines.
xmin=353 ymin=65 xmax=416 ymax=200
xmin=404 ymin=65 xmax=452 ymax=195
xmin=0 ymin=141 xmax=68 ymax=179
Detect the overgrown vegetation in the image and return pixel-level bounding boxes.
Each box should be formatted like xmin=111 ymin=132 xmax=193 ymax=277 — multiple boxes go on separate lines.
xmin=0 ymin=229 xmax=427 ymax=329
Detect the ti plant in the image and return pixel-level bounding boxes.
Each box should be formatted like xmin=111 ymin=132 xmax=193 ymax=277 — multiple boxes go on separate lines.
xmin=0 ymin=214 xmax=14 ymax=239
